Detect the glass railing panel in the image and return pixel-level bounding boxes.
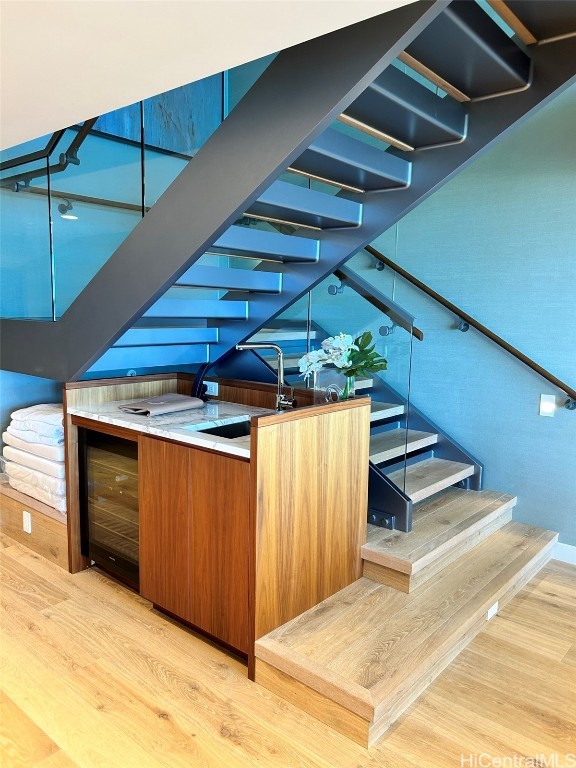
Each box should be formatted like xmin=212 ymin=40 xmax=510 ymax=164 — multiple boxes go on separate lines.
xmin=0 ymin=157 xmax=53 ymax=319
xmin=309 ymin=268 xmax=415 ymax=499
xmin=45 ymin=117 xmax=144 ymax=317
xmin=144 ymin=73 xmax=224 ymax=207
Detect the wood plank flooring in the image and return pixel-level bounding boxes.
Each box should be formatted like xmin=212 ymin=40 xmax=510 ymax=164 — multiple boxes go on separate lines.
xmin=1 ymin=533 xmax=574 ymax=766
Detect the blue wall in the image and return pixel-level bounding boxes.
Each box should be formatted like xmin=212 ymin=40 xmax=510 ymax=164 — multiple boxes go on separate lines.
xmin=316 ymin=83 xmax=575 ymax=545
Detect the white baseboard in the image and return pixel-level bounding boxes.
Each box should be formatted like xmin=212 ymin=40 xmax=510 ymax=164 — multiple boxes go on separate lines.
xmin=552 ymin=542 xmax=576 ymax=565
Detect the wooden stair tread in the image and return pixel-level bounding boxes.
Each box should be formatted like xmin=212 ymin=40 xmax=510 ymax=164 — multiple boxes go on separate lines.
xmin=387 ymin=457 xmax=475 ymax=503
xmin=370 ymin=402 xmax=405 ymax=421
xmin=362 ymin=487 xmax=517 ymax=574
xmin=369 ymin=429 xmax=437 ymax=464
xmin=250 ymin=329 xmax=319 ymax=341
xmin=255 ymin=521 xmax=557 ymax=744
xmin=353 ymin=377 xmax=373 ymax=390
xmin=263 ymin=354 xmax=302 ymax=370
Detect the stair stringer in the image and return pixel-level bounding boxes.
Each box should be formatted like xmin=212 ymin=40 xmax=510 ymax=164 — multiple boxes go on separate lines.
xmin=0 ymin=1 xmax=446 ymax=382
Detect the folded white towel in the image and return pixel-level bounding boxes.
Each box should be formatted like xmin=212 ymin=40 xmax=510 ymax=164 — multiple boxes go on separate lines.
xmin=6 ymin=424 xmax=64 ymax=447
xmin=11 ymin=403 xmax=63 ymax=427
xmin=7 ymin=476 xmax=67 ymax=513
xmin=5 ymin=461 xmax=66 ymax=496
xmin=2 ymin=431 xmax=65 ymax=462
xmin=3 ymin=445 xmax=65 ymax=478
xmin=10 ymin=419 xmax=64 ymax=440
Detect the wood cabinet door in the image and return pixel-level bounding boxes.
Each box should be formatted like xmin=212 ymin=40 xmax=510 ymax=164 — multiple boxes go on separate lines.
xmin=188 ymin=448 xmax=250 ymax=654
xmin=139 ymin=436 xmax=190 ymax=618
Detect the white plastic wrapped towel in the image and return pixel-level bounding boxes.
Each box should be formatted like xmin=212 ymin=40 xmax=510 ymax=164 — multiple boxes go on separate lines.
xmin=6 ymin=425 xmax=64 ymax=447
xmin=3 ymin=445 xmax=65 ymax=478
xmin=10 ymin=419 xmax=63 ymax=440
xmin=2 ymin=431 xmax=65 ymax=462
xmin=11 ymin=403 xmax=63 ymax=427
xmin=5 ymin=461 xmax=66 ymax=496
xmin=6 ymin=476 xmax=67 ymax=513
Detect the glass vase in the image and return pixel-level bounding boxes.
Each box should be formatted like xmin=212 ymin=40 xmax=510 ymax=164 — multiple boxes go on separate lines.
xmin=342 ymin=375 xmax=355 ymax=399
xmin=313 ymin=368 xmax=356 ymax=402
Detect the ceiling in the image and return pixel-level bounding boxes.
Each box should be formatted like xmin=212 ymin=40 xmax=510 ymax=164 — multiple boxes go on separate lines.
xmin=0 ymin=0 xmax=415 ymax=150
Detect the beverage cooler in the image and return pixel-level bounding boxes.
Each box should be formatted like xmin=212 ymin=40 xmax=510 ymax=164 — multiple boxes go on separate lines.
xmin=79 ymin=428 xmax=139 ymax=588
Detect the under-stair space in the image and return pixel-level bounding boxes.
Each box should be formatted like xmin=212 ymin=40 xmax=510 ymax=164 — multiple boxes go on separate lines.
xmin=255 ymin=513 xmax=558 ymax=747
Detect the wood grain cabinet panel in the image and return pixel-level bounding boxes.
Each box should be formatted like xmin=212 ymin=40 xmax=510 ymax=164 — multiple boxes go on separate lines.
xmin=189 ymin=449 xmax=250 ymax=653
xmin=139 ymin=436 xmax=250 ymax=654
xmin=139 ymin=437 xmax=190 ymax=619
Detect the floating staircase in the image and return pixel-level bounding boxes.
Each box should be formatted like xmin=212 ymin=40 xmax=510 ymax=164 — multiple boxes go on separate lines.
xmin=2 ymin=0 xmax=575 ymax=382
xmin=366 ymin=375 xmax=482 ymax=531
xmin=254 ymin=495 xmax=558 ymax=747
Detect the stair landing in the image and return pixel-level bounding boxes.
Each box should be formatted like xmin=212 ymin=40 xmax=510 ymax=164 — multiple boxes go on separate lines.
xmin=255 ymin=522 xmax=557 ymax=747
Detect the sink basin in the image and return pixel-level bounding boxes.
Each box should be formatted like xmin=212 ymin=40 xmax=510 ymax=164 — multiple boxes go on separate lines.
xmin=197 ymin=420 xmax=251 ymax=439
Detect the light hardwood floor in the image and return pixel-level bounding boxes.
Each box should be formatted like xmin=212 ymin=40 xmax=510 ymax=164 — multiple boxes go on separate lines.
xmin=1 ymin=532 xmax=575 ymax=767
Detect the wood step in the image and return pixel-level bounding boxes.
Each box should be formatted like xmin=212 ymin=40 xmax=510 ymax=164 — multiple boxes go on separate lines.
xmin=255 ymin=521 xmax=557 ymax=747
xmin=369 ymin=429 xmax=437 ymax=464
xmin=352 ymin=377 xmax=373 ymax=391
xmin=250 ymin=329 xmax=319 ymax=342
xmin=387 ymin=457 xmax=475 ymax=503
xmin=362 ymin=488 xmax=517 ymax=592
xmin=261 ymin=353 xmax=301 ymax=371
xmin=370 ymin=401 xmax=405 ymax=422
xmin=285 ymin=374 xmax=374 ymax=391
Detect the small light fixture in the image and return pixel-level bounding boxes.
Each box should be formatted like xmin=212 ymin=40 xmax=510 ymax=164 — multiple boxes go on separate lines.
xmin=539 ymin=394 xmax=556 ymax=417
xmin=58 ymin=199 xmax=78 ymax=220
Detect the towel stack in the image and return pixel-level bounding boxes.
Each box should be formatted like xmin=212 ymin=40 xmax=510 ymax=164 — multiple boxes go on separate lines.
xmin=2 ymin=404 xmax=67 ymax=514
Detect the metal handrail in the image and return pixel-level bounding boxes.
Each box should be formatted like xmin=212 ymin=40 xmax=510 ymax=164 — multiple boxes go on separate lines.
xmin=0 ymin=119 xmax=97 ymax=190
xmin=0 ymin=130 xmax=65 ymax=172
xmin=333 ymin=266 xmax=424 ymax=341
xmin=365 ymin=244 xmax=576 ymax=408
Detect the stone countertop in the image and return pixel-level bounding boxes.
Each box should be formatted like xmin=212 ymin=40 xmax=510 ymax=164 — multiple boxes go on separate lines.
xmin=67 ymin=399 xmax=274 ymax=458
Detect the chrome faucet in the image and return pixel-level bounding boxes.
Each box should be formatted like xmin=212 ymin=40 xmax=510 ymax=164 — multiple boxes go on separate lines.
xmin=235 ymin=342 xmax=296 ymax=411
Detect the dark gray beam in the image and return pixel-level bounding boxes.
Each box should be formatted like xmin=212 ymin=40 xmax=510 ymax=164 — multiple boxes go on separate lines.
xmin=0 ymin=0 xmax=449 ymax=380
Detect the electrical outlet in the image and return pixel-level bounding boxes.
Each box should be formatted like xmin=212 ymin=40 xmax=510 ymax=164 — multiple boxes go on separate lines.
xmin=205 ymin=381 xmax=219 ymax=396
xmin=486 ymin=601 xmax=499 ymax=621
xmin=22 ymin=510 xmax=32 ymax=534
